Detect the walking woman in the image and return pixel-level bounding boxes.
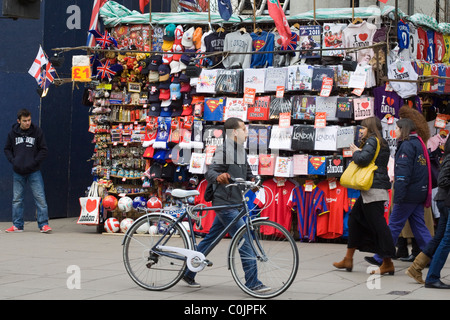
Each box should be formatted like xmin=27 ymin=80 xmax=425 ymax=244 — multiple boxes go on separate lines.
xmin=424 ymin=139 xmax=450 ymax=289
xmin=406 ymin=138 xmax=450 ymax=286
xmin=333 ymin=117 xmax=395 ymax=274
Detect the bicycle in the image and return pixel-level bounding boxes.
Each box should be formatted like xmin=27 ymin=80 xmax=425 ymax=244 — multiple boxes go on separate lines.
xmin=122 ymin=177 xmax=299 ymax=299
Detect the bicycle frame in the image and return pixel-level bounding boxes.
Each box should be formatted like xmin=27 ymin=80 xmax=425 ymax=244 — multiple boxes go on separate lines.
xmin=134 ymin=186 xmax=267 ymax=271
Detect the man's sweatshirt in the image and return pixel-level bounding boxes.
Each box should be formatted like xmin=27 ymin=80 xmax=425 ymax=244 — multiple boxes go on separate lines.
xmin=4 ymin=123 xmax=48 ymax=175
xmin=223 ymin=31 xmax=252 ymax=69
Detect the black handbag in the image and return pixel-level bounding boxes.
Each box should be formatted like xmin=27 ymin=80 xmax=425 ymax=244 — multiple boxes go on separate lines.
xmin=204 ymin=182 xmax=217 ymax=202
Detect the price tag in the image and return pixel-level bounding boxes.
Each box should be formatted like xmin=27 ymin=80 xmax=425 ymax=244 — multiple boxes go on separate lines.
xmin=279 ymin=112 xmax=291 ymax=128
xmin=243 ymin=87 xmax=256 ymax=105
xmin=328 ymin=178 xmax=337 ymax=190
xmin=314 ymin=112 xmax=327 ymax=128
xmin=304 ymin=180 xmax=314 ymax=192
xmin=343 ymin=148 xmax=353 ymax=157
xmin=276 ymin=86 xmax=285 ymax=98
xmin=320 ymin=77 xmax=333 ymax=97
xmin=72 ymin=66 xmax=91 ymax=82
xmin=435 ymin=114 xmax=447 ymax=129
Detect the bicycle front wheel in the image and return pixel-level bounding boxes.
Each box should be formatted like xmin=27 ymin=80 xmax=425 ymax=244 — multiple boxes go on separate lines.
xmin=229 ymin=219 xmax=299 ymax=299
xmin=123 ymin=214 xmax=192 ymax=291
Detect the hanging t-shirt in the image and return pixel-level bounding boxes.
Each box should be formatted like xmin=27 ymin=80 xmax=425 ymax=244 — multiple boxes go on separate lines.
xmin=269 ymin=125 xmax=293 ymax=150
xmin=397 ymin=20 xmax=410 ymax=50
xmin=291 ymin=124 xmax=316 ymax=151
xmin=325 ymin=156 xmax=345 ymax=177
xmin=247 ymin=96 xmax=270 ymax=121
xmin=426 ymin=29 xmax=435 ymax=62
xmin=438 ymin=64 xmax=447 ymax=94
xmin=224 ymin=98 xmax=247 ymax=122
xmin=417 ymin=27 xmax=428 ymax=61
xmin=316 ymin=96 xmax=338 ymax=121
xmin=288 ymin=184 xmax=328 ymax=242
xmin=215 ymin=69 xmax=243 ymax=94
xmin=203 ymin=97 xmax=226 ymax=121
xmin=373 ymin=85 xmax=403 ymax=119
xmin=293 ymin=154 xmax=308 ymax=175
xmin=342 ymin=21 xmax=377 ymax=63
xmin=287 ymin=65 xmax=313 ymax=91
xmin=314 ymin=126 xmax=338 ymax=151
xmin=311 ymin=66 xmax=335 ymax=91
xmin=291 ymin=95 xmax=316 ymax=120
xmin=204 ymin=31 xmax=226 ymax=68
xmin=336 ymin=126 xmax=355 ymax=149
xmin=265 ymin=67 xmax=288 ymax=92
xmin=243 ymin=68 xmax=266 ymax=93
xmin=223 ymin=31 xmax=252 ymax=69
xmin=336 ymin=97 xmax=353 ymax=119
xmin=408 ymin=23 xmax=418 ymax=60
xmin=442 ymin=34 xmax=450 ymax=64
xmin=308 ymin=155 xmax=327 ymax=175
xmin=353 ymin=96 xmax=374 ymax=120
xmin=381 ymin=116 xmax=398 ymax=157
xmin=203 ymin=125 xmax=224 ymax=148
xmin=316 ymin=180 xmax=348 ymax=239
xmin=387 ymin=60 xmax=419 ymax=98
xmin=260 ymin=178 xmax=297 ymax=235
xmin=434 ymin=32 xmax=446 ymax=63
xmin=250 ymin=31 xmax=275 ymax=68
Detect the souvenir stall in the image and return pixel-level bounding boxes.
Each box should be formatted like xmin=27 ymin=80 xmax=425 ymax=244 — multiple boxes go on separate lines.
xmin=76 ymin=1 xmax=449 ymax=239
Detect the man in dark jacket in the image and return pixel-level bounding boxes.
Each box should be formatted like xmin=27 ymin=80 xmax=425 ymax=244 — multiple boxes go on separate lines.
xmin=4 ymin=109 xmax=52 ymax=233
xmin=183 ymin=118 xmax=269 ymax=292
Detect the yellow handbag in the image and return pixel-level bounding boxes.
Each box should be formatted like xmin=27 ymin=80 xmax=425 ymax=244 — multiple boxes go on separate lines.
xmin=340 ymin=138 xmax=380 ymax=191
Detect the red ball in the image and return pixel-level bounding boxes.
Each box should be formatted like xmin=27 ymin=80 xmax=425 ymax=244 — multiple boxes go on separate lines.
xmin=103 ymin=195 xmax=118 ymax=211
xmin=147 ymin=196 xmax=162 ymax=209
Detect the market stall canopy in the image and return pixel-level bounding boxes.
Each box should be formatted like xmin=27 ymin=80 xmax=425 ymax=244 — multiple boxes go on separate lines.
xmin=99 ymin=1 xmax=404 ymax=27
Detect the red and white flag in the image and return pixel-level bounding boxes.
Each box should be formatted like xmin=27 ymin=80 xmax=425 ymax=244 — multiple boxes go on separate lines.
xmin=87 ymin=0 xmax=109 ymax=47
xmin=140 ymin=0 xmax=150 ymax=13
xmin=28 ymin=46 xmax=48 ymax=83
xmin=267 ymin=0 xmax=291 ymax=49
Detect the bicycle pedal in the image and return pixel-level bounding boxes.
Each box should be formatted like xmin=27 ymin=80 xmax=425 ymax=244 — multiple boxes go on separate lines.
xmin=204 ymin=260 xmax=213 ymax=267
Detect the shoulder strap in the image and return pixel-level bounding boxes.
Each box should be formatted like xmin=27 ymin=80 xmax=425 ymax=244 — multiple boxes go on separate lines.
xmin=373 ymin=138 xmax=380 ymax=162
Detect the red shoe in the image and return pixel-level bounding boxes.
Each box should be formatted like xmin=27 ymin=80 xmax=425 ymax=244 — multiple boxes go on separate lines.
xmin=5 ymin=226 xmax=23 ymax=233
xmin=40 ymin=225 xmax=52 ymax=233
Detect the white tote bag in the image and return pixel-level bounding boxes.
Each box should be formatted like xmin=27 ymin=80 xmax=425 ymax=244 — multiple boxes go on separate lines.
xmin=77 ymin=181 xmax=101 ymax=225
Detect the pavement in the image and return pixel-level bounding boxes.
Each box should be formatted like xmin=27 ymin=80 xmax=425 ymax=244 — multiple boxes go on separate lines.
xmin=0 ymin=217 xmax=448 ymax=302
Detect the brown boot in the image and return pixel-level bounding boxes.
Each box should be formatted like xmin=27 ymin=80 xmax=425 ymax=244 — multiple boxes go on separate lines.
xmin=406 ymin=252 xmax=431 ymax=284
xmin=333 ymin=257 xmax=353 ymax=272
xmin=371 ymin=258 xmax=395 ymax=275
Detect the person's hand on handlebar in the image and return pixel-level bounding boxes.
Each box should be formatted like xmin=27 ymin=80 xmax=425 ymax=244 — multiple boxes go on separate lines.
xmin=216 ymin=173 xmax=231 ymax=185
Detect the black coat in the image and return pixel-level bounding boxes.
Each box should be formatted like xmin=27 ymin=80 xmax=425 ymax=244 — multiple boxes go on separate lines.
xmin=352 ymin=135 xmax=391 ymax=190
xmin=437 ymin=154 xmax=450 ymax=207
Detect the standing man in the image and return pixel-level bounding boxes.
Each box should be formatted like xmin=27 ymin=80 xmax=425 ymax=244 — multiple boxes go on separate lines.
xmin=4 ymin=109 xmax=52 ymax=233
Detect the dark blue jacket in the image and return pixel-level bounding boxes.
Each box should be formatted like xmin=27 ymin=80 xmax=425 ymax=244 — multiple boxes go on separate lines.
xmin=393 ymin=134 xmax=429 ymax=204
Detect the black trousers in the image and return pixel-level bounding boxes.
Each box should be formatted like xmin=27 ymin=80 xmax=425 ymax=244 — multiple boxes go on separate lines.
xmin=347 ymin=196 xmax=396 ymax=258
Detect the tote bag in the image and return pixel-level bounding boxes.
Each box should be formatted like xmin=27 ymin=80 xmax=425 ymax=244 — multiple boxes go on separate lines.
xmin=77 ymin=181 xmax=101 ymax=225
xmin=340 ymin=138 xmax=380 ymax=191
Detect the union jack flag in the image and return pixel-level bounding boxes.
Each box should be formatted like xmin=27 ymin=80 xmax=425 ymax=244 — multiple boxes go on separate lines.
xmin=87 ymin=0 xmax=109 ymax=47
xmin=281 ymin=32 xmax=299 ymax=52
xmin=96 ymin=59 xmax=121 ymax=81
xmin=89 ymin=30 xmax=118 ymax=49
xmin=179 ymin=0 xmax=202 ymax=12
xmin=41 ymin=62 xmax=57 ymax=90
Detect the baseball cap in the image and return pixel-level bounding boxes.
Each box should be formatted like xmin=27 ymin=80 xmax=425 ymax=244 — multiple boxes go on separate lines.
xmin=148 ymin=55 xmax=163 ymax=71
xmin=148 ymin=70 xmax=159 ymax=83
xmin=160 ymin=103 xmax=173 ymax=117
xmin=148 ymin=85 xmax=160 ymax=102
xmin=162 ymin=39 xmax=174 ymax=51
xmin=158 ymin=80 xmax=171 ymax=89
xmin=173 ymin=25 xmax=184 ymax=44
xmin=180 ymin=81 xmax=191 ymax=93
xmin=158 ymin=64 xmax=170 ymax=82
xmin=171 ymin=99 xmax=183 ymax=116
xmin=148 ymin=102 xmax=161 ymax=116
xmin=164 ymin=24 xmax=176 ymax=41
xmin=159 ymin=88 xmax=170 ymax=100
xmin=182 ymin=27 xmax=195 ymax=49
xmin=170 ymin=60 xmax=182 ymax=74
xmin=170 ymin=83 xmax=181 ymax=100
xmin=193 ymin=27 xmax=203 ymax=50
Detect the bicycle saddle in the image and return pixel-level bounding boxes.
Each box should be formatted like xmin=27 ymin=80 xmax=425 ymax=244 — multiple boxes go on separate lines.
xmin=171 ymin=189 xmax=200 ymax=198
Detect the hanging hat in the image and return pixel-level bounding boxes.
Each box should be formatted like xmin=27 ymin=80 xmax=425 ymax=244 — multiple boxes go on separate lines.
xmin=182 ymin=27 xmax=195 ymax=49
xmin=164 ymin=24 xmax=176 ymax=41
xmin=148 ymin=55 xmax=163 ymax=71
xmin=193 ymin=27 xmax=203 ymax=50
xmin=173 ymin=25 xmax=184 ymax=44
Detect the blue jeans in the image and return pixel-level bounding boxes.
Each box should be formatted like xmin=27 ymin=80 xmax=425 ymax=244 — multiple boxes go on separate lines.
xmin=423 ymin=200 xmax=449 ymax=258
xmin=374 ymin=202 xmax=432 ymax=263
xmin=12 ymin=170 xmax=49 ymax=230
xmin=185 ymin=207 xmax=262 ymax=288
xmin=426 ymin=206 xmax=450 ymax=283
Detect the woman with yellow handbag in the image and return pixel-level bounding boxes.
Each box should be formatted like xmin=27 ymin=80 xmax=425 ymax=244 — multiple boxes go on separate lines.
xmin=333 ymin=117 xmax=395 ymax=274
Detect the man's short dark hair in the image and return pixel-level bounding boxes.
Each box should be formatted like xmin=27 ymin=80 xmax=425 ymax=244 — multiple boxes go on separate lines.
xmin=224 ymin=117 xmax=243 ymax=132
xmin=17 ymin=109 xmax=31 ymax=120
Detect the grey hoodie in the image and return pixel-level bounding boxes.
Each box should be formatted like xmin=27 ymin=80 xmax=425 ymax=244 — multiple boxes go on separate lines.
xmin=223 ymin=31 xmax=252 ymax=69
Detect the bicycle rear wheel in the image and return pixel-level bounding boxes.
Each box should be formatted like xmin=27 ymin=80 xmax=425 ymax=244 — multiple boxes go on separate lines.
xmin=228 ymin=219 xmax=299 ymax=299
xmin=123 ymin=214 xmax=191 ymax=291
